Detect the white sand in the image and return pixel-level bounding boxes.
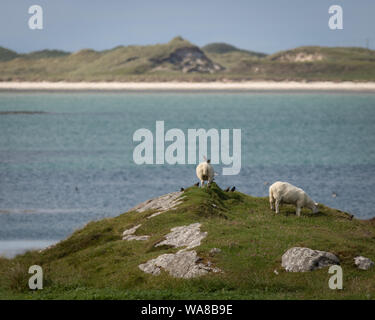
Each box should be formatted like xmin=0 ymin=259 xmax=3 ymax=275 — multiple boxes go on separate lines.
xmin=1 ymin=81 xmax=375 ymax=91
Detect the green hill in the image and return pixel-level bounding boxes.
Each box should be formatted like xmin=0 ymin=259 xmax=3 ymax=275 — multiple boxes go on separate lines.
xmin=202 ymin=42 xmax=266 ymax=57
xmin=22 ymin=49 xmax=70 ymax=60
xmin=0 ymin=47 xmax=18 ymax=62
xmin=1 ymin=183 xmax=374 ymax=300
xmin=0 ymin=38 xmax=375 ymax=81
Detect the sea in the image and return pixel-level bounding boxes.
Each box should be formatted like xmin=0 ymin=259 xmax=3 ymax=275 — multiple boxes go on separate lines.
xmin=0 ymin=91 xmax=374 ymax=257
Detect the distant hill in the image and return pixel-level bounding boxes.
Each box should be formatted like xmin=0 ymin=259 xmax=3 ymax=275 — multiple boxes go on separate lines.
xmin=0 ymin=38 xmax=374 ymax=81
xmin=202 ymin=42 xmax=266 ymax=57
xmin=268 ymin=46 xmax=375 ymax=63
xmin=23 ymin=49 xmax=70 ymax=59
xmin=0 ymin=47 xmax=18 ymax=62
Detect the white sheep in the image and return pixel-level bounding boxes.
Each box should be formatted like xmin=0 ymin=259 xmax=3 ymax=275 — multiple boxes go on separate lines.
xmin=196 ymin=158 xmax=215 ymax=187
xmin=269 ymin=181 xmax=318 ymax=216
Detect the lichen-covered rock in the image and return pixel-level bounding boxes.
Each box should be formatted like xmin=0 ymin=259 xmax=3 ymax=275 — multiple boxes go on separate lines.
xmin=129 ymin=191 xmax=184 ymax=219
xmin=138 ymin=250 xmax=220 ymax=278
xmin=282 ymin=247 xmax=340 ymax=272
xmin=122 ymin=224 xmax=150 ymax=241
xmin=156 ymin=223 xmax=207 ymax=250
xmin=354 ymin=256 xmax=374 ymax=270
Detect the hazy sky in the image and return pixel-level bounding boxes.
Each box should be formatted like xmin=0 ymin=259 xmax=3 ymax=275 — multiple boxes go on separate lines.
xmin=1 ymin=0 xmax=374 ymax=54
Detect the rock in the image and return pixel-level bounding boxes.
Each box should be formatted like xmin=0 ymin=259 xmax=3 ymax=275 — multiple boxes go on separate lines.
xmin=354 ymin=256 xmax=374 ymax=270
xmin=281 ymin=247 xmax=340 ymax=272
xmin=139 ymin=250 xmax=220 ymax=278
xmin=129 ymin=191 xmax=184 ymax=219
xmin=122 ymin=224 xmax=141 ymax=236
xmin=122 ymin=224 xmax=150 ymax=241
xmin=155 ymin=223 xmax=207 ymax=250
xmin=209 ymin=248 xmax=221 ymax=256
xmin=151 ymin=46 xmax=224 ymax=74
xmin=124 ymin=235 xmax=150 ymax=241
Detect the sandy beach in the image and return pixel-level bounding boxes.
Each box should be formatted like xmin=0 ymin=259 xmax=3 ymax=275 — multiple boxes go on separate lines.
xmin=1 ymin=81 xmax=375 ymax=91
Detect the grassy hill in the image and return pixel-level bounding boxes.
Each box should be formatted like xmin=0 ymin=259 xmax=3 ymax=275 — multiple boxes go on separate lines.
xmin=1 ymin=183 xmax=374 ymax=300
xmin=0 ymin=39 xmax=375 ymax=81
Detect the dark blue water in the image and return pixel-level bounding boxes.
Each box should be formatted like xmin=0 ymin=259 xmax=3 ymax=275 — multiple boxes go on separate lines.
xmin=0 ymin=92 xmax=374 ymax=255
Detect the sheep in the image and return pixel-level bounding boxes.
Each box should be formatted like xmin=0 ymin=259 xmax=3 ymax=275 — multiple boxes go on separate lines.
xmin=269 ymin=181 xmax=318 ymax=216
xmin=196 ymin=158 xmax=215 ymax=187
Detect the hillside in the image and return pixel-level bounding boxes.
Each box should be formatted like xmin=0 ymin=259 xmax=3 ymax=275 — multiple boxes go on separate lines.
xmin=1 ymin=183 xmax=374 ymax=300
xmin=0 ymin=39 xmax=375 ymax=81
xmin=202 ymin=42 xmax=266 ymax=57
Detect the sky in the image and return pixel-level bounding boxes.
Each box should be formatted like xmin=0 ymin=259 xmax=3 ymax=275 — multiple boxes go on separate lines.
xmin=1 ymin=0 xmax=374 ymax=54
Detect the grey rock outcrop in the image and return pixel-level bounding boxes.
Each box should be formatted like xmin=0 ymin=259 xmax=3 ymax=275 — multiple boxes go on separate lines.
xmin=152 ymin=47 xmax=224 ymax=74
xmin=139 ymin=250 xmax=220 ymax=279
xmin=282 ymin=247 xmax=340 ymax=272
xmin=129 ymin=191 xmax=184 ymax=219
xmin=156 ymin=223 xmax=207 ymax=250
xmin=354 ymin=256 xmax=374 ymax=270
xmin=139 ymin=222 xmax=220 ymax=278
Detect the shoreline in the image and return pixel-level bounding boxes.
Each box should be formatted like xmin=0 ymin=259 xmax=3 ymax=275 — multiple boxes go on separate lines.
xmin=1 ymin=81 xmax=375 ymax=92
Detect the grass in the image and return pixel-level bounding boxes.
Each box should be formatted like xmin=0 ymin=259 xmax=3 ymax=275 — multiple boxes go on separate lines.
xmin=0 ymin=183 xmax=374 ymax=300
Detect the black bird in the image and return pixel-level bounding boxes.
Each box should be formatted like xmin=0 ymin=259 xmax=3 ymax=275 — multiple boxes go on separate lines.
xmin=224 ymin=187 xmax=230 ymax=192
xmin=230 ymin=186 xmax=236 ymax=192
xmin=180 ymin=187 xmax=185 ymax=192
xmin=194 ymin=182 xmax=200 ymax=187
xmin=75 ymin=186 xmax=79 ymax=193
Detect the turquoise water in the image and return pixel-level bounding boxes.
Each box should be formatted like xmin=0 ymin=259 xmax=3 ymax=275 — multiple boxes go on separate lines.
xmin=0 ymin=92 xmax=375 ymax=255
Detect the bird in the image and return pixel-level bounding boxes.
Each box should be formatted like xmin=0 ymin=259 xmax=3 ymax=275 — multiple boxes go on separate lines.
xmin=180 ymin=187 xmax=185 ymax=192
xmin=194 ymin=182 xmax=200 ymax=187
xmin=224 ymin=187 xmax=230 ymax=192
xmin=332 ymin=192 xmax=337 ymax=198
xmin=230 ymin=186 xmax=236 ymax=192
xmin=75 ymin=186 xmax=79 ymax=193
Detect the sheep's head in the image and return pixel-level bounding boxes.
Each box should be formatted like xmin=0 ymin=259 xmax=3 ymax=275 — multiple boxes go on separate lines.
xmin=312 ymin=202 xmax=319 ymax=213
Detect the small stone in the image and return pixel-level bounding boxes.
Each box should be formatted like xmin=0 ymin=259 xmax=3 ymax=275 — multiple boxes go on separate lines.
xmin=122 ymin=224 xmax=149 ymax=241
xmin=122 ymin=224 xmax=141 ymax=236
xmin=209 ymin=248 xmax=222 ymax=255
xmin=354 ymin=256 xmax=374 ymax=270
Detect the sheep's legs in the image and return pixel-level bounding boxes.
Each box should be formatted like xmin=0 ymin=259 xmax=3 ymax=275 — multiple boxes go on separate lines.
xmin=200 ymin=180 xmax=205 ymax=188
xmin=270 ymin=199 xmax=274 ymax=211
xmin=296 ymin=206 xmax=301 ymax=217
xmin=275 ymin=200 xmax=280 ymax=214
